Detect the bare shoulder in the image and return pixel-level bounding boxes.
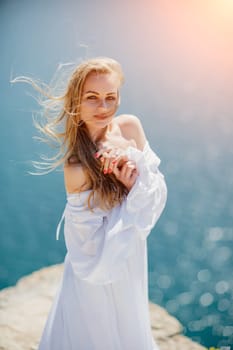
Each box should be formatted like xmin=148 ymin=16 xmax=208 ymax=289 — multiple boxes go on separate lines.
xmin=63 ymin=163 xmax=90 ymax=194
xmin=115 ymin=114 xmax=147 ymax=151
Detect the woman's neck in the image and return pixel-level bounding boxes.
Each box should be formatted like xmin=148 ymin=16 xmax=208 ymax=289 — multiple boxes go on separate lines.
xmin=88 ymin=123 xmax=113 ymax=144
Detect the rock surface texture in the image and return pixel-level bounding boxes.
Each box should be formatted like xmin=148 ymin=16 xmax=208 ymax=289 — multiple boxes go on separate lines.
xmin=0 ymin=264 xmax=206 ymax=350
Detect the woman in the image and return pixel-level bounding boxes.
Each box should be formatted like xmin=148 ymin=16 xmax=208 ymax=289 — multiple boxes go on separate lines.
xmin=24 ymin=57 xmax=167 ymax=349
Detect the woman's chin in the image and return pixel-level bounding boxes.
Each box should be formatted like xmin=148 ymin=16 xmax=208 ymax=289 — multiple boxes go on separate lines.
xmin=89 ymin=118 xmax=112 ymax=129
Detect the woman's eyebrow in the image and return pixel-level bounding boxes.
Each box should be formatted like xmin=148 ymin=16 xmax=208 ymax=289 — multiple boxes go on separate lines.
xmin=84 ymin=90 xmax=117 ymax=95
xmin=85 ymin=90 xmax=99 ymax=94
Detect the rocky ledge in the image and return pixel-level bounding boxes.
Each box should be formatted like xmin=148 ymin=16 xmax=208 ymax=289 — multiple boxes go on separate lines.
xmin=0 ymin=264 xmax=206 ymax=350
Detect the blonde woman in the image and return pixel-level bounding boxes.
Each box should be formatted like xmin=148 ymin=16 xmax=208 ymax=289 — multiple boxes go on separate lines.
xmin=17 ymin=57 xmax=167 ymax=349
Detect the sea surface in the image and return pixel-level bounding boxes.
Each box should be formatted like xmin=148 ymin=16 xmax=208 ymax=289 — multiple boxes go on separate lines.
xmin=1 ymin=0 xmax=233 ymax=348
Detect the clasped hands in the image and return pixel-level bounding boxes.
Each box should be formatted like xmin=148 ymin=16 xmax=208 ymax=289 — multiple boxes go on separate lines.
xmin=95 ymin=140 xmax=138 ymax=191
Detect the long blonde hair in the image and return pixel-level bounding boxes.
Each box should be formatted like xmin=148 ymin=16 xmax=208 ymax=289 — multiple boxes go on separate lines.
xmin=12 ymin=57 xmax=128 ymax=210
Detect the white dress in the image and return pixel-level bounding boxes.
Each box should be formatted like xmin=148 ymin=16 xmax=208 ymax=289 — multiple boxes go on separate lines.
xmin=38 ymin=141 xmax=167 ymax=350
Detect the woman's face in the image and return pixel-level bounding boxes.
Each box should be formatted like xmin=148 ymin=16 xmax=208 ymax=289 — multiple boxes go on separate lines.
xmin=80 ymin=72 xmax=120 ymax=136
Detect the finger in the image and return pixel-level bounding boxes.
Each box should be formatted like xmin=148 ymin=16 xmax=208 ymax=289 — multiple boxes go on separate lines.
xmin=112 ymin=160 xmax=120 ymax=177
xmin=103 ymin=157 xmax=111 ymax=174
xmin=107 ymin=161 xmax=114 ymax=174
xmin=106 ymin=149 xmax=119 ymax=173
xmin=114 ymin=155 xmax=129 ymax=169
xmin=119 ymin=162 xmax=129 ymax=178
xmin=97 ymin=151 xmax=111 ymax=174
xmin=125 ymin=165 xmax=136 ymax=179
xmin=95 ymin=150 xmax=103 ymax=158
xmin=125 ymin=163 xmax=137 ymax=179
xmin=112 ymin=155 xmax=129 ymax=176
xmin=99 ymin=152 xmax=115 ymax=174
xmin=115 ymin=163 xmax=138 ymax=190
xmin=104 ymin=148 xmax=123 ymax=171
xmin=118 ymin=161 xmax=133 ymax=179
xmin=109 ymin=155 xmax=128 ymax=173
xmin=95 ymin=147 xmax=110 ymax=159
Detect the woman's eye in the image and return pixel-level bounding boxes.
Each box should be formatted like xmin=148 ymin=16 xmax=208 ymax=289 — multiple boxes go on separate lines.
xmin=85 ymin=95 xmax=116 ymax=102
xmin=87 ymin=95 xmax=97 ymax=100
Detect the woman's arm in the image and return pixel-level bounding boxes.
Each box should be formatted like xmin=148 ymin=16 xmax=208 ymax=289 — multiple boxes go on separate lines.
xmin=64 ymin=164 xmax=91 ymax=194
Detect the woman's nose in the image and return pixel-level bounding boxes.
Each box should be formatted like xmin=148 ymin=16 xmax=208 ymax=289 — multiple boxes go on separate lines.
xmin=98 ymin=99 xmax=108 ymax=109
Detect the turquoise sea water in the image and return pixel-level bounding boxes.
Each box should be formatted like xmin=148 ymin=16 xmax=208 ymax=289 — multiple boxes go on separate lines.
xmin=1 ymin=0 xmax=233 ymax=348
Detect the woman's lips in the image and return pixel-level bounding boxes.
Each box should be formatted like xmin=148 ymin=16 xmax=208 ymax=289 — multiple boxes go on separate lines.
xmin=94 ymin=114 xmax=109 ymax=119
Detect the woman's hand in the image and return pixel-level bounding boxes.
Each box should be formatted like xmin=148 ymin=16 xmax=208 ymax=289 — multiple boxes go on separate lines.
xmin=112 ymin=157 xmax=138 ymax=191
xmin=95 ymin=147 xmax=126 ymax=174
xmin=95 ymin=147 xmax=138 ymax=191
xmin=95 ymin=137 xmax=136 ymax=174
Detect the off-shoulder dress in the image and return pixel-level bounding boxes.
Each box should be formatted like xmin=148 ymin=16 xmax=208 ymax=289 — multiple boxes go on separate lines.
xmin=38 ymin=141 xmax=167 ymax=350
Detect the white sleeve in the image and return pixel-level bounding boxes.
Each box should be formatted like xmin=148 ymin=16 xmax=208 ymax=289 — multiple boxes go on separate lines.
xmin=124 ymin=141 xmax=168 ymax=239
